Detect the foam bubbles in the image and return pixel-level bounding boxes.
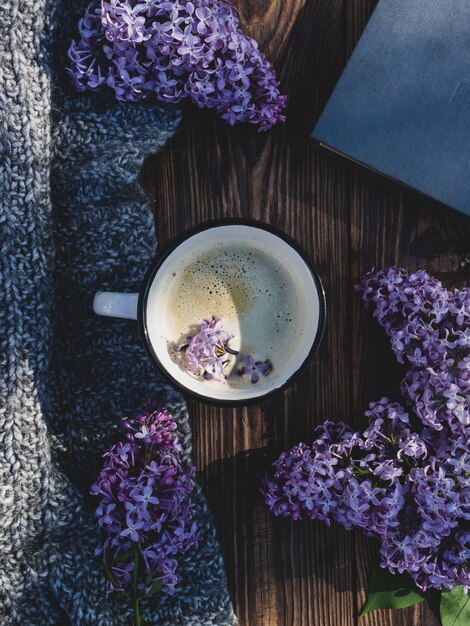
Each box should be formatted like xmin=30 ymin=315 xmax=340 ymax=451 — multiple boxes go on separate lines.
xmin=162 ymin=240 xmax=302 ymax=387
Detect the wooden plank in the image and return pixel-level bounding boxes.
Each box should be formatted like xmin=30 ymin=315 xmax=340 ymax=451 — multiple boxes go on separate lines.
xmin=141 ymin=1 xmax=470 ymax=624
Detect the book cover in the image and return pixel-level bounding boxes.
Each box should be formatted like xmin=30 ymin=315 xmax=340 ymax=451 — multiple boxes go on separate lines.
xmin=312 ymin=0 xmax=470 ymax=218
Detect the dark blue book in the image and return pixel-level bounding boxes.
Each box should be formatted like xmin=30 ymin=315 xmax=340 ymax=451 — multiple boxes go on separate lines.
xmin=312 ymin=0 xmax=470 ymax=218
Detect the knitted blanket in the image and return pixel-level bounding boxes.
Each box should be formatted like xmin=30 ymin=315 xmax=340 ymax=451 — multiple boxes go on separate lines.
xmin=0 ymin=1 xmax=236 ymax=624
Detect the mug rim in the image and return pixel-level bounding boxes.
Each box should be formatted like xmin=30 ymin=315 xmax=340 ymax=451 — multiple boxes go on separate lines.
xmin=137 ymin=218 xmax=327 ymax=406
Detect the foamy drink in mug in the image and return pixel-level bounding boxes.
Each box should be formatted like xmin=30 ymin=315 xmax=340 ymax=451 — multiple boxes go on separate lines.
xmin=93 ymin=220 xmax=326 ymax=404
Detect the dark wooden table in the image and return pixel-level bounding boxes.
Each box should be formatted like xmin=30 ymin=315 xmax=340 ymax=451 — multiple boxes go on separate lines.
xmin=142 ymin=1 xmax=470 ymax=624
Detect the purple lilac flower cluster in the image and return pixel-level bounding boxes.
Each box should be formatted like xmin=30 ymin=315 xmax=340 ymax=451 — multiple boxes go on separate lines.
xmin=179 ymin=316 xmax=238 ymax=381
xmin=262 ymin=268 xmax=469 ymax=592
xmin=92 ymin=400 xmax=201 ymax=596
xmin=359 ymin=267 xmax=469 ymax=433
xmin=68 ymin=0 xmax=287 ymax=131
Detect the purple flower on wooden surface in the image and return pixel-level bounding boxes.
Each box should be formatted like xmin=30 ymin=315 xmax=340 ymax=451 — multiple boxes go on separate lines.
xmin=92 ymin=399 xmax=201 ymax=603
xmin=357 ymin=267 xmax=470 ymax=434
xmin=263 ymin=268 xmax=470 ymax=593
xmin=68 ymin=0 xmax=286 ymax=131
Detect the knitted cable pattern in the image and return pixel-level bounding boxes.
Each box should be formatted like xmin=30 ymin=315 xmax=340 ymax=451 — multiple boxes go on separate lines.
xmin=0 ymin=1 xmax=237 ymax=624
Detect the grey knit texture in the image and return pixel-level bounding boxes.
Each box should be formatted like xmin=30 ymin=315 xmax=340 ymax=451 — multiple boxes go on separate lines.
xmin=0 ymin=1 xmax=237 ymax=624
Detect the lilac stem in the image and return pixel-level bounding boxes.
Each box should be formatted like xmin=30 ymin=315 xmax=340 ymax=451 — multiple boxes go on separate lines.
xmin=133 ymin=550 xmax=141 ymax=626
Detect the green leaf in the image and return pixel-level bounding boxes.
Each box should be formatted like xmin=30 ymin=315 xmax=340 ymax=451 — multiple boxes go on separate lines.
xmin=147 ymin=579 xmax=163 ymax=597
xmin=360 ymin=566 xmax=426 ymax=616
xmin=103 ymin=561 xmax=120 ymax=589
xmin=440 ymin=586 xmax=470 ymax=626
xmin=113 ymin=549 xmax=135 ymax=564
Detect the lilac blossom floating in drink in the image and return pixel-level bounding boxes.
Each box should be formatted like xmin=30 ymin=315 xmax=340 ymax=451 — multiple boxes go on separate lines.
xmin=238 ymin=354 xmax=273 ymax=384
xmin=175 ymin=317 xmax=273 ymax=384
xmin=177 ymin=316 xmax=238 ymax=382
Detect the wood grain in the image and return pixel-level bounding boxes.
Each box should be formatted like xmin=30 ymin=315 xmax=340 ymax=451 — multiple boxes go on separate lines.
xmin=141 ymin=1 xmax=470 ymax=624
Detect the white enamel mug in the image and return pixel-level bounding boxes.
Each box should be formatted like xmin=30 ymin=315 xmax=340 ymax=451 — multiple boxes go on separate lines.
xmin=93 ymin=219 xmax=326 ymax=405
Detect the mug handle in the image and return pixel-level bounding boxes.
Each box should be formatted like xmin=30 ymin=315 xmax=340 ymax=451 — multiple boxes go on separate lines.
xmin=93 ymin=292 xmax=139 ymax=320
